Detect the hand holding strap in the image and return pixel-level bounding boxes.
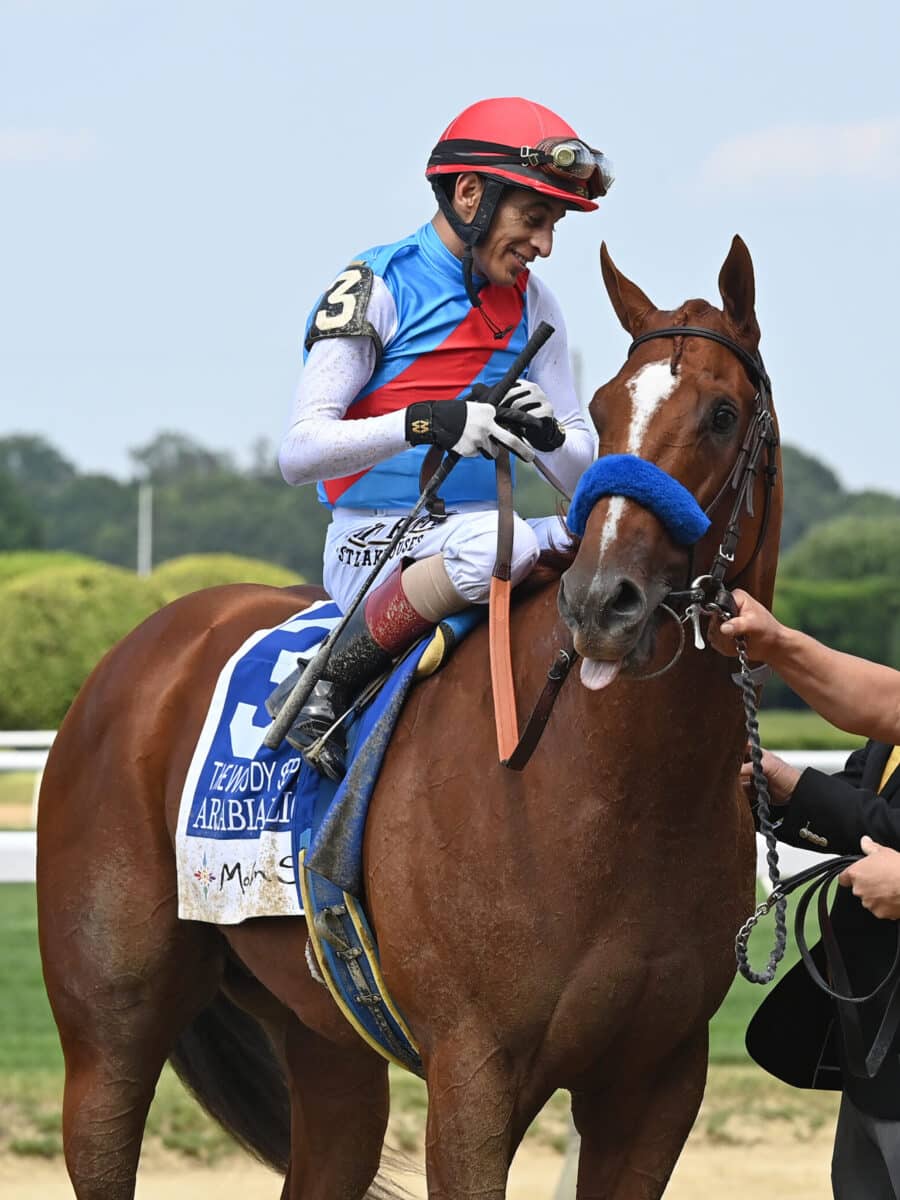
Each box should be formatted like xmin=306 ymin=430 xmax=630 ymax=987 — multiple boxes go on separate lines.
xmin=405 ymin=396 xmax=534 ymax=462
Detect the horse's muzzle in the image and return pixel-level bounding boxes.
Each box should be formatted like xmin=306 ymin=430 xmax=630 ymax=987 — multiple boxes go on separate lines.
xmin=558 ymin=568 xmax=669 ymax=663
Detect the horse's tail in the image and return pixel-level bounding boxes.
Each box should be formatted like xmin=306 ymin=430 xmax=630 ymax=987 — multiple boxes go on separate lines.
xmin=168 ymin=990 xmax=291 ymax=1172
xmin=169 ymin=991 xmax=414 ymax=1199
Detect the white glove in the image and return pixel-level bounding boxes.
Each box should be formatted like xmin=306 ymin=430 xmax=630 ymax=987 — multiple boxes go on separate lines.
xmin=499 ymin=378 xmax=555 ymax=422
xmin=456 ymin=401 xmax=535 ymax=462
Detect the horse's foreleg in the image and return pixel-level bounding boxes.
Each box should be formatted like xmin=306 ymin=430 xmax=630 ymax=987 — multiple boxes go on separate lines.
xmin=572 ymin=1031 xmax=708 ymax=1200
xmin=422 ymin=1028 xmax=528 ymax=1200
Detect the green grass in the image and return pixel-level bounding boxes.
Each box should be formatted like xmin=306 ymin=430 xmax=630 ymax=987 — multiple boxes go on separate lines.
xmin=1 ymin=885 xmax=62 ymax=1074
xmin=0 ymin=880 xmax=821 ymax=1159
xmin=0 ymin=771 xmax=36 ymax=818
xmin=758 ymin=708 xmax=864 ymax=751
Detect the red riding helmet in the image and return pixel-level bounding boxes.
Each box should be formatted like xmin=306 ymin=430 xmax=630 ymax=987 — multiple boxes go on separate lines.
xmin=426 ymin=97 xmax=612 ymax=316
xmin=426 ymin=96 xmax=613 ymax=214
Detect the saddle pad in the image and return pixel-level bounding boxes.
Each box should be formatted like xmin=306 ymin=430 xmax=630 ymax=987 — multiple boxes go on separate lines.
xmin=175 ymin=601 xmax=340 ymax=923
xmin=176 ymin=602 xmax=483 ymax=925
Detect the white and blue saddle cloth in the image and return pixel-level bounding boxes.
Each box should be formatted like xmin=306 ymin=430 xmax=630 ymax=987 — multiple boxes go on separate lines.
xmin=175 ymin=600 xmax=478 ymax=926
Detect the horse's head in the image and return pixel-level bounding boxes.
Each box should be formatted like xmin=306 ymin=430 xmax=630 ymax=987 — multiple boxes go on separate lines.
xmin=560 ymin=236 xmax=781 ymax=688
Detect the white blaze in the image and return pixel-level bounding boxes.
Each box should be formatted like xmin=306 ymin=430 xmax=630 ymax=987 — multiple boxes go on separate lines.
xmin=625 ymin=360 xmax=679 ymax=455
xmin=598 ymin=359 xmax=679 ymax=555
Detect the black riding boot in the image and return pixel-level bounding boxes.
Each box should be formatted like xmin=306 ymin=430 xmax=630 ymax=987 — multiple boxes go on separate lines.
xmin=266 ymin=567 xmax=433 ymax=782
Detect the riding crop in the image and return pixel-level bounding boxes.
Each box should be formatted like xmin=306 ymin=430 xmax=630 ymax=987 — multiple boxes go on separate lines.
xmin=263 ymin=319 xmax=556 ymax=751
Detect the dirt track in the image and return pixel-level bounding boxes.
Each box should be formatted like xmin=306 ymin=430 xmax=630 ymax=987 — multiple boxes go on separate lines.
xmin=0 ymin=1122 xmax=836 ymax=1198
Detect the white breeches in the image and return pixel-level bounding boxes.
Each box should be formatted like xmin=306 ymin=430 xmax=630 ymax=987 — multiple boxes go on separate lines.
xmin=322 ymin=504 xmax=570 ymax=613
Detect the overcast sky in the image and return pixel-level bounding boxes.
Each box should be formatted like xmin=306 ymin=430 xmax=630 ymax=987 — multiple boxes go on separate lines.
xmin=2 ymin=1 xmax=899 ymax=493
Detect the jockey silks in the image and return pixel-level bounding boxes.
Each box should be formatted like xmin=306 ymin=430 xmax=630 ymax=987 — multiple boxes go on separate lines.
xmin=304 ymin=222 xmax=530 ymax=510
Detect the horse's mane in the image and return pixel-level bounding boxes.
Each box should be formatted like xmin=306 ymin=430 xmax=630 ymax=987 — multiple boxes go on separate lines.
xmin=513 ymin=540 xmax=579 ymax=600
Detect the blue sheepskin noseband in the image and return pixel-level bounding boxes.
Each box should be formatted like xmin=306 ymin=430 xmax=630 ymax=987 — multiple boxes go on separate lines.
xmin=567 ymin=454 xmax=711 ymax=545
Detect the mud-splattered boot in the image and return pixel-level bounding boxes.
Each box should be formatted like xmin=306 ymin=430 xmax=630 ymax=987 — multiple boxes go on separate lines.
xmin=280 ymin=567 xmax=435 ymax=782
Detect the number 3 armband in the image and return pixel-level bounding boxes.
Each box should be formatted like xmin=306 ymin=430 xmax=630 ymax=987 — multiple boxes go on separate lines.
xmin=304 ymin=262 xmax=383 ymax=360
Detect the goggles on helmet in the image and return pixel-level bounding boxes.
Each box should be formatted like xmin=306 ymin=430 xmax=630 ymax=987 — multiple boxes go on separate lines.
xmin=526 ymin=138 xmax=615 ymax=199
xmin=427 ymin=137 xmax=614 ymax=201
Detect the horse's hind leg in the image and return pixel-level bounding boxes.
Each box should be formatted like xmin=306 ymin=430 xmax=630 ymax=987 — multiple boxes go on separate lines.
xmin=221 ymin=918 xmax=391 ymax=1199
xmin=39 ymin=857 xmax=224 ymax=1199
xmin=277 ymin=1017 xmax=390 ymax=1200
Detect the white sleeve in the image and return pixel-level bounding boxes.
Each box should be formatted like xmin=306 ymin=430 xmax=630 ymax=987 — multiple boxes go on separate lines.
xmin=525 ymin=274 xmax=596 ymax=496
xmin=278 ymin=277 xmax=409 ymax=487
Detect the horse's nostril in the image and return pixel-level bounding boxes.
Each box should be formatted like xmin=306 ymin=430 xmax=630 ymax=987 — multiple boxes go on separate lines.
xmin=609 ymin=579 xmax=644 ymax=619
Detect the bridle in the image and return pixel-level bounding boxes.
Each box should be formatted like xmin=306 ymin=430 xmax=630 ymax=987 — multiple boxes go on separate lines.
xmin=626 ymin=325 xmax=780 ymax=619
xmin=623 ymin=325 xmax=790 ymax=987
xmin=504 ymin=322 xmax=783 ymax=778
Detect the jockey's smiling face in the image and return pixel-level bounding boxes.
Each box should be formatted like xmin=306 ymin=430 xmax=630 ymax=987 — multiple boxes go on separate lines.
xmin=452 ymin=173 xmax=567 ymax=287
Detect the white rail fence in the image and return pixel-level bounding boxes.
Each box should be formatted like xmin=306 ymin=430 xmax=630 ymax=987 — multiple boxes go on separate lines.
xmin=0 ymin=731 xmax=54 ymax=881
xmin=0 ymin=740 xmax=850 ymax=886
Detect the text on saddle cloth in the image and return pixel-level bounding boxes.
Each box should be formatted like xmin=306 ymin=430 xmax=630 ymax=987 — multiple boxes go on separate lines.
xmin=174 ymin=599 xmax=482 ymax=926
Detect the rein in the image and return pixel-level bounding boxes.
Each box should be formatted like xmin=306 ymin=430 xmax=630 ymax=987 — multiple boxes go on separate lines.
xmin=737 ymin=850 xmax=900 ymax=1079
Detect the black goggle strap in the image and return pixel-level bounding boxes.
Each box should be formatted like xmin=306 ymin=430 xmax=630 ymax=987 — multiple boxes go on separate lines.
xmin=430 ymin=137 xmax=600 ymax=196
xmin=430 ymin=138 xmax=591 ymax=170
xmin=429 ymin=138 xmax=538 ymax=170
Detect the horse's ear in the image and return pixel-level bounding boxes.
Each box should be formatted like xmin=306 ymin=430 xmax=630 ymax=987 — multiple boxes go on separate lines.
xmin=718 ymin=235 xmax=760 ymax=346
xmin=600 ymin=242 xmax=656 ymax=336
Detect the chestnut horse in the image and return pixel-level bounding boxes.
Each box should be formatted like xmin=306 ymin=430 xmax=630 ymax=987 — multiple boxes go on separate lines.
xmin=37 ymin=235 xmax=780 ymax=1199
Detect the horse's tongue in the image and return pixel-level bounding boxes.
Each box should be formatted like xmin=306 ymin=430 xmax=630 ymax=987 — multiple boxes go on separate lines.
xmin=580 ymin=657 xmax=622 ymax=691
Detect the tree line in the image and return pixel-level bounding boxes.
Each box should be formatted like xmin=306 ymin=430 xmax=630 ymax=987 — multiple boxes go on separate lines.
xmin=3 ymin=430 xmax=900 ymax=708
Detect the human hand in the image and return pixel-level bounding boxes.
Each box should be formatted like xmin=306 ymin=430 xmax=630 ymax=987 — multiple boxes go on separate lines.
xmin=707 ymin=589 xmax=786 ymax=661
xmin=404 ymin=398 xmax=534 ymax=462
xmin=740 ymin=748 xmax=801 ymax=806
xmin=493 ymin=380 xmax=565 ymax=453
xmin=499 ymin=378 xmax=554 ymax=422
xmin=838 ymin=836 xmax=900 ymax=918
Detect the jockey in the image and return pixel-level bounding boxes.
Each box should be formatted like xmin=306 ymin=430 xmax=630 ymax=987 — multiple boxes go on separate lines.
xmin=274 ymin=96 xmax=612 ymax=780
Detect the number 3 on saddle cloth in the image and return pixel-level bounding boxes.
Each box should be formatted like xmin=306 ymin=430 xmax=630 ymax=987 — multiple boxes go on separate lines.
xmin=174 ymin=599 xmax=482 ymax=1077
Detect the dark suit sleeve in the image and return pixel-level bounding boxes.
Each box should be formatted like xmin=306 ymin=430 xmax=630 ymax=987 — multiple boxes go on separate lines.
xmin=777 ymin=742 xmax=900 ymax=854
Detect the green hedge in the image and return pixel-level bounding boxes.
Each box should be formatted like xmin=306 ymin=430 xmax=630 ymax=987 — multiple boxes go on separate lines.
xmin=151 ymin=553 xmax=303 ymax=604
xmin=0 ymin=562 xmax=166 ymax=728
xmin=766 ymin=576 xmax=900 ymax=708
xmin=2 ymin=549 xmax=898 ymax=728
xmin=0 ymin=550 xmax=95 ymax=584
xmin=774 ymin=577 xmax=900 ymax=663
xmin=0 ymin=553 xmax=306 ymax=728
xmin=780 ymin=516 xmax=900 ymax=581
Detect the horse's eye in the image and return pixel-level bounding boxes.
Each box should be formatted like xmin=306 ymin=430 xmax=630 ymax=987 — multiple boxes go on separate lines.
xmin=711 ymin=404 xmax=738 ymax=434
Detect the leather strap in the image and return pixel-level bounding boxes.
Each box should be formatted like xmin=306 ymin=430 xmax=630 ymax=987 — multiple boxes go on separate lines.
xmin=788 ymin=855 xmax=900 ymax=1079
xmin=493 ymin=448 xmax=515 ymax=581
xmin=503 ymin=641 xmax=578 ymax=771
xmin=489 ymin=449 xmax=518 ymax=761
xmin=418 ymin=445 xmax=447 ymax=518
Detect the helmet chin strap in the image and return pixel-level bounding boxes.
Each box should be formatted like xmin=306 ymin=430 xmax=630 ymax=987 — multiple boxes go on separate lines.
xmin=431 ymin=177 xmax=513 ymax=340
